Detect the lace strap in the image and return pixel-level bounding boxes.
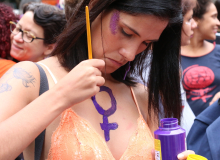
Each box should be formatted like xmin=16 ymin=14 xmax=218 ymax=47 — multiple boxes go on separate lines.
xmin=130 ymin=87 xmax=144 ymax=119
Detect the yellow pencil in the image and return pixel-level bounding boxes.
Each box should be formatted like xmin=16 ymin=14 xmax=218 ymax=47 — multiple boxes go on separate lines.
xmin=85 ymin=6 xmax=93 ymax=59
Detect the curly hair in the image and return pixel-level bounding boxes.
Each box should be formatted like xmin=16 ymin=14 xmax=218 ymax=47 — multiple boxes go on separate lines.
xmin=0 ymin=3 xmax=19 ymax=59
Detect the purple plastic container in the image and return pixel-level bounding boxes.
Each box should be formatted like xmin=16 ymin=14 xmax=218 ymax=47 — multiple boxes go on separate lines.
xmin=154 ymin=118 xmax=186 ymax=160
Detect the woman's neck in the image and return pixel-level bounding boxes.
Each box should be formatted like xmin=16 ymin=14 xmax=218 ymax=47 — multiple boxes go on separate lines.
xmin=102 ymin=73 xmax=118 ymax=83
xmin=181 ymin=28 xmax=215 ymax=57
xmin=190 ymin=33 xmax=206 ymax=49
xmin=181 ymin=39 xmax=214 ymax=57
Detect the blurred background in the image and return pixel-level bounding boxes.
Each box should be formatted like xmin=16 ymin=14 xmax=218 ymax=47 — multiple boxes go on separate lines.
xmin=0 ymin=0 xmax=62 ymax=14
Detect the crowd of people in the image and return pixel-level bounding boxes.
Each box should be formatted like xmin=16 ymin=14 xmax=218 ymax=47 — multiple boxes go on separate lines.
xmin=0 ymin=0 xmax=220 ymax=159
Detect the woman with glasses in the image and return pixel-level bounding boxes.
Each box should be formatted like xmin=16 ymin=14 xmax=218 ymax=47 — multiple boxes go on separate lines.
xmin=9 ymin=2 xmax=66 ymax=62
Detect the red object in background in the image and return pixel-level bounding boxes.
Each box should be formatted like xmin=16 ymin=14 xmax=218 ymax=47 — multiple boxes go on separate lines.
xmin=41 ymin=0 xmax=57 ymax=6
xmin=183 ymin=65 xmax=215 ymax=90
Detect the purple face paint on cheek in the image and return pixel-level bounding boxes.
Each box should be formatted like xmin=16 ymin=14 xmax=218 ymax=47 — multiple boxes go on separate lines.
xmin=91 ymin=86 xmax=118 ymax=141
xmin=109 ymin=10 xmax=120 ymax=35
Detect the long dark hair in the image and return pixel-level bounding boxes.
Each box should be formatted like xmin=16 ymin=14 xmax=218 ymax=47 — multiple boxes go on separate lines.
xmin=52 ymin=0 xmax=183 ymax=121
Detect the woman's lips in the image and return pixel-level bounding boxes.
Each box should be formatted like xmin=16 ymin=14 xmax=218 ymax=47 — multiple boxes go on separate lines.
xmin=107 ymin=58 xmax=123 ymax=67
xmin=12 ymin=43 xmax=23 ymax=50
xmin=214 ymin=28 xmax=218 ymax=34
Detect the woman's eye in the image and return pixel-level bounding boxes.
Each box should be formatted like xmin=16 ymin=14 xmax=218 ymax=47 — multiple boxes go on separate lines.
xmin=15 ymin=27 xmax=20 ymax=31
xmin=143 ymin=42 xmax=149 ymax=47
xmin=188 ymin=17 xmax=192 ymax=22
xmin=121 ymin=28 xmax=132 ymax=37
xmin=212 ymin=15 xmax=217 ymax=19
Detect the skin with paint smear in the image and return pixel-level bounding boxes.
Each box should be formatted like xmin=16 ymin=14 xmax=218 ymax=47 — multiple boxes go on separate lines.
xmin=91 ymin=86 xmax=118 ymax=141
xmin=109 ymin=10 xmax=120 ymax=35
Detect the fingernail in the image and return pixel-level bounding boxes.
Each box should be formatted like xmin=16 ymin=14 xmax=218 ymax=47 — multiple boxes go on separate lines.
xmin=177 ymin=153 xmax=184 ymax=159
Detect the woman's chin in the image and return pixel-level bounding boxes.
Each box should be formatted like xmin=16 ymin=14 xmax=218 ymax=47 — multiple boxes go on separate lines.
xmin=10 ymin=51 xmax=24 ymax=61
xmin=101 ymin=67 xmax=118 ymax=75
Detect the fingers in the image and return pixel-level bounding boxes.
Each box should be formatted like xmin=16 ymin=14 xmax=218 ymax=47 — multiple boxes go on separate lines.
xmin=209 ymin=101 xmax=214 ymax=106
xmin=96 ymin=76 xmax=105 ymax=87
xmin=209 ymin=96 xmax=217 ymax=106
xmin=151 ymin=149 xmax=155 ymax=160
xmin=86 ymin=59 xmax=105 ymax=70
xmin=209 ymin=92 xmax=220 ymax=106
xmin=93 ymin=67 xmax=102 ymax=76
xmin=177 ymin=150 xmax=195 ymax=160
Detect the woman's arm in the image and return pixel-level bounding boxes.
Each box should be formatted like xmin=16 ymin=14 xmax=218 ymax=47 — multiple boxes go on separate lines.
xmin=0 ymin=59 xmax=105 ymax=159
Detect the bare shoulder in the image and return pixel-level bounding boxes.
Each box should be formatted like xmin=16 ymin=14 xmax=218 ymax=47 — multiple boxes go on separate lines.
xmin=133 ymin=83 xmax=148 ymax=104
xmin=133 ymin=83 xmax=158 ymax=134
xmin=0 ymin=61 xmax=41 ymax=121
xmin=0 ymin=61 xmax=40 ymax=93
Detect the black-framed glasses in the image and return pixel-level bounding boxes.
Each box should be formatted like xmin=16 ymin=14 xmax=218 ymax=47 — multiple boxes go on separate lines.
xmin=9 ymin=21 xmax=45 ymax=43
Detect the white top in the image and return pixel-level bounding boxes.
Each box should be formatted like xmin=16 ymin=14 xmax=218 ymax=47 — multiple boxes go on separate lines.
xmin=37 ymin=62 xmax=58 ymax=84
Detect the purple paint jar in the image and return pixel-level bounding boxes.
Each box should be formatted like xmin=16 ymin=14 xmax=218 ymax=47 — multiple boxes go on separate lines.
xmin=154 ymin=118 xmax=186 ymax=160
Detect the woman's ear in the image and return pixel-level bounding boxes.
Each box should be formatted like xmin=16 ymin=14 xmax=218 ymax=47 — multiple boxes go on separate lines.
xmin=43 ymin=44 xmax=56 ymax=58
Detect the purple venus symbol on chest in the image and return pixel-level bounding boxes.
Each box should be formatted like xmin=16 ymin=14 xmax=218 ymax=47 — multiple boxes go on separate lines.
xmin=91 ymin=86 xmax=118 ymax=141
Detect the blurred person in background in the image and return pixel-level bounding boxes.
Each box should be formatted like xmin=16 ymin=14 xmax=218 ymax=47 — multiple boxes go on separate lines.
xmin=1 ymin=3 xmax=66 ymax=159
xmin=214 ymin=0 xmax=220 ymax=44
xmin=180 ymin=0 xmax=197 ymax=135
xmin=0 ymin=4 xmax=22 ymax=160
xmin=181 ymin=0 xmax=220 ymax=116
xmin=10 ymin=2 xmax=66 ymax=62
xmin=1 ymin=2 xmax=66 ymax=78
xmin=0 ymin=3 xmax=19 ymax=78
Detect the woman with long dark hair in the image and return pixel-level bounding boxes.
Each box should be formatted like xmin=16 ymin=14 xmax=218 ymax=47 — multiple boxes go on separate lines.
xmin=180 ymin=0 xmax=198 ymax=136
xmin=0 ymin=0 xmax=193 ymax=159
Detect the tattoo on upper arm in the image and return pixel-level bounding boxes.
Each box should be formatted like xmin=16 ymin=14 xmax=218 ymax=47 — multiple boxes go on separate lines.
xmin=0 ymin=68 xmax=36 ymax=93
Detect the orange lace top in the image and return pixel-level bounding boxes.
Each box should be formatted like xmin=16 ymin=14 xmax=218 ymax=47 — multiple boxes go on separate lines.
xmin=47 ymin=87 xmax=154 ymax=160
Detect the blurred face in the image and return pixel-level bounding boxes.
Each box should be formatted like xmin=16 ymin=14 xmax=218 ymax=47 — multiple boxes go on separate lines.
xmin=10 ymin=11 xmax=47 ymax=62
xmin=181 ymin=9 xmax=197 ymax=46
xmin=91 ymin=10 xmax=168 ymax=74
xmin=196 ymin=3 xmax=220 ymax=40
